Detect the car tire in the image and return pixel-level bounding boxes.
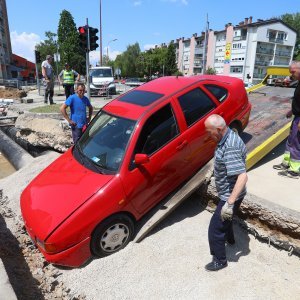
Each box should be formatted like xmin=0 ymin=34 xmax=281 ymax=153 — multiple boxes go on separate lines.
xmin=91 ymin=214 xmax=135 ymax=257
xmin=229 ymin=122 xmax=242 ymax=136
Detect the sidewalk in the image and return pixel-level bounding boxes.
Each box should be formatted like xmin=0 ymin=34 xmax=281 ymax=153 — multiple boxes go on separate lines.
xmin=247 ymin=139 xmax=299 ymax=212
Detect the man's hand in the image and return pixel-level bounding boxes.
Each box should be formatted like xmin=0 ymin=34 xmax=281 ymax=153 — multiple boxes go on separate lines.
xmin=69 ymin=120 xmax=76 ymax=127
xmin=220 ymin=202 xmax=234 ymax=222
xmin=286 ymin=110 xmax=293 ymax=118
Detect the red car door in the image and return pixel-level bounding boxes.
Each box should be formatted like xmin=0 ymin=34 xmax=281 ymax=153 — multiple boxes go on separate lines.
xmin=121 ymin=102 xmax=191 ymax=215
xmin=173 ymin=84 xmax=223 ymax=173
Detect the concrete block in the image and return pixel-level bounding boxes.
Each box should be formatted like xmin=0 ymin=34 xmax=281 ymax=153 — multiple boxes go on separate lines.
xmin=21 ymin=98 xmax=33 ymax=104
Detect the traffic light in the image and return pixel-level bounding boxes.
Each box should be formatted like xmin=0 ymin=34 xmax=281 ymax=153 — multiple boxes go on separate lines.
xmin=35 ymin=50 xmax=41 ymax=63
xmin=78 ymin=26 xmax=88 ymax=51
xmin=89 ymin=27 xmax=99 ymax=51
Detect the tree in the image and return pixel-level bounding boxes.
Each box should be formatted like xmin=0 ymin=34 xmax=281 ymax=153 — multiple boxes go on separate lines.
xmin=57 ymin=10 xmax=86 ymax=74
xmin=205 ymin=67 xmax=216 ymax=75
xmin=35 ymin=31 xmax=57 ymax=75
xmin=165 ymin=43 xmax=178 ymax=75
xmin=281 ymin=13 xmax=300 ymax=60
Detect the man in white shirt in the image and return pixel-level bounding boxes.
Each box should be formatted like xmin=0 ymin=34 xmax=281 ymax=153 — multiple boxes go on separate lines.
xmin=41 ymin=55 xmax=55 ymax=105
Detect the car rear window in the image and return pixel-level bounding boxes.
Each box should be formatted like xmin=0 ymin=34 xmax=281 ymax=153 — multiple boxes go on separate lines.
xmin=118 ymin=90 xmax=164 ymax=106
xmin=204 ymin=84 xmax=228 ymax=103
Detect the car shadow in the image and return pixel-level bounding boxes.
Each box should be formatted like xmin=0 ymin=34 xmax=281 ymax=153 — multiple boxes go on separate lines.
xmin=135 ymin=192 xmax=207 ymax=240
xmin=0 ymin=213 xmax=45 ymax=299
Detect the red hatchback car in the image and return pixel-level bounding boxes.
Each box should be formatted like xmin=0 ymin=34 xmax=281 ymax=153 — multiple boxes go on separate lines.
xmin=21 ymin=75 xmax=251 ymax=267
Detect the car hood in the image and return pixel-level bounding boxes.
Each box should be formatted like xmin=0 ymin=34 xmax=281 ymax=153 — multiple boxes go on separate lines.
xmin=91 ymin=77 xmax=114 ymax=85
xmin=21 ymin=150 xmax=114 ymax=240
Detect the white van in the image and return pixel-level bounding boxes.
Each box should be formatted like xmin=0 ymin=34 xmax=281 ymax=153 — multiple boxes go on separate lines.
xmin=89 ymin=66 xmax=116 ymax=96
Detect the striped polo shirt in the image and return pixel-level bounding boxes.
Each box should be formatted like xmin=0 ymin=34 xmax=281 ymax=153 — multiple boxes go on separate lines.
xmin=214 ymin=128 xmax=247 ymax=202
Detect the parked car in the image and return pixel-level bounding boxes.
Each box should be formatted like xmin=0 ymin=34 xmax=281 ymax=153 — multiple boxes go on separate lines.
xmin=274 ymin=76 xmax=297 ymax=88
xmin=20 ymin=75 xmax=251 ymax=267
xmin=124 ymin=77 xmax=144 ymax=87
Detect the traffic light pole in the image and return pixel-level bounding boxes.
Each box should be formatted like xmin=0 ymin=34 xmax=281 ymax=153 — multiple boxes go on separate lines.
xmin=86 ymin=18 xmax=90 ymax=100
xmin=34 ymin=51 xmax=40 ymax=95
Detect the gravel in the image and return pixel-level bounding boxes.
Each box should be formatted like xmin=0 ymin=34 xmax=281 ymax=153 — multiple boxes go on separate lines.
xmin=0 ymin=151 xmax=300 ymax=299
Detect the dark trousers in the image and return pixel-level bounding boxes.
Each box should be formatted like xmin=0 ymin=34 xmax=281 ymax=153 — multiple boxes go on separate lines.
xmin=44 ymin=80 xmax=54 ymax=104
xmin=208 ymin=198 xmax=243 ymax=264
xmin=64 ymin=84 xmax=75 ymax=100
xmin=71 ymin=126 xmax=83 ymax=144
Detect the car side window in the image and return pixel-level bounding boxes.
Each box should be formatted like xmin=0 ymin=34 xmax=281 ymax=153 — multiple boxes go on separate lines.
xmin=134 ymin=104 xmax=179 ymax=156
xmin=177 ymin=88 xmax=216 ymax=127
xmin=204 ymin=84 xmax=228 ymax=103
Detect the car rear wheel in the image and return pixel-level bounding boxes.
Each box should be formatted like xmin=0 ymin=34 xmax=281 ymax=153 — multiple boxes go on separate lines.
xmin=229 ymin=122 xmax=242 ymax=136
xmin=91 ymin=214 xmax=134 ymax=257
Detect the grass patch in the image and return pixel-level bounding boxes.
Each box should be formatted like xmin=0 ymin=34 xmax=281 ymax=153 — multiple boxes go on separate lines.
xmin=29 ymin=104 xmax=61 ymax=113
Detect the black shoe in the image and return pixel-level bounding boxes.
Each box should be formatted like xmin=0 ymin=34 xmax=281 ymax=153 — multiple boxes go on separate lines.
xmin=205 ymin=261 xmax=227 ymax=272
xmin=273 ymin=163 xmax=288 ymax=170
xmin=278 ymin=170 xmax=300 ymax=179
xmin=50 ymin=102 xmax=57 ymax=105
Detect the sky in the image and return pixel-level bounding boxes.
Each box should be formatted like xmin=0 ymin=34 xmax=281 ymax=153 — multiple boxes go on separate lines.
xmin=6 ymin=0 xmax=300 ymax=65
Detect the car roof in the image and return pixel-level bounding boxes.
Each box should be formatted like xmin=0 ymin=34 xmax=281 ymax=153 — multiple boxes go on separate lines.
xmin=103 ymin=75 xmax=240 ymax=120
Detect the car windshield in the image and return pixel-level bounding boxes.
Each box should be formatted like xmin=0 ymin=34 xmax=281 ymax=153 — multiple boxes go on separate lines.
xmin=77 ymin=111 xmax=136 ymax=172
xmin=90 ymin=69 xmax=113 ymax=78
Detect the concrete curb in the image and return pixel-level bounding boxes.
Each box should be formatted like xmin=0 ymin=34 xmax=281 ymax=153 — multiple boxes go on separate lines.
xmin=203 ymin=179 xmax=300 ymax=251
xmin=0 ymin=259 xmax=17 ymax=300
xmin=0 ymin=130 xmax=34 ymax=170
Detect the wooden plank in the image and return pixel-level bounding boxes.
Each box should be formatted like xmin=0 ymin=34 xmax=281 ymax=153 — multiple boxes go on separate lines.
xmin=134 ymin=159 xmax=214 ymax=243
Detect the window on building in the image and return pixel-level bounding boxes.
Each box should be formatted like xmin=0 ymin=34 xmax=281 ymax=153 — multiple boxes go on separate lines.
xmin=177 ymin=88 xmax=216 ymax=127
xmin=232 ymin=43 xmax=242 ymax=49
xmin=230 ymin=66 xmax=243 ymax=73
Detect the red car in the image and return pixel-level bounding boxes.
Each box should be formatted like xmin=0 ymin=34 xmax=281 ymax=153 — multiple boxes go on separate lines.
xmin=21 ymin=75 xmax=251 ymax=267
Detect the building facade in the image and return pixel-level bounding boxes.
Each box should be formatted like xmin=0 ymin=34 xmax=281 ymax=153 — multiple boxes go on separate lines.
xmin=173 ymin=17 xmax=297 ymax=84
xmin=0 ymin=0 xmax=12 ymax=80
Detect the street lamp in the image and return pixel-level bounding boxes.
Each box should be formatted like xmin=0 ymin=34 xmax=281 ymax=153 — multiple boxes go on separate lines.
xmin=106 ymin=39 xmax=118 ymax=64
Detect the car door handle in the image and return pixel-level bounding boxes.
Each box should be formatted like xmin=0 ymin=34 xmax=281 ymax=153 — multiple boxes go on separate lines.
xmin=176 ymin=140 xmax=188 ymax=151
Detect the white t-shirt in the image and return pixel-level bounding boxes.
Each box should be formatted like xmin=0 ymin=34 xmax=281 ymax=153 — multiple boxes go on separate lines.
xmin=41 ymin=60 xmax=53 ymax=78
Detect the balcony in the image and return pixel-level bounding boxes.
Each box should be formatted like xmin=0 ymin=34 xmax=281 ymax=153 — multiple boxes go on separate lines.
xmin=256 ymin=48 xmax=274 ymax=55
xmin=194 ymin=47 xmax=204 ymax=55
xmin=255 ymin=60 xmax=270 ymax=66
xmin=233 ymin=35 xmax=247 ymax=41
xmin=253 ymin=73 xmax=266 ymax=79
xmin=275 ymin=51 xmax=291 ymax=57
xmin=273 ymin=60 xmax=289 ymax=66
xmin=269 ymin=37 xmax=284 ymax=44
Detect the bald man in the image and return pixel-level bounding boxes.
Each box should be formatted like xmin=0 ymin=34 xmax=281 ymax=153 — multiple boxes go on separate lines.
xmin=204 ymin=114 xmax=248 ymax=271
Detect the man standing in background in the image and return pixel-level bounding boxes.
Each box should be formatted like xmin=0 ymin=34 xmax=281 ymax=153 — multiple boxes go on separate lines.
xmin=41 ymin=55 xmax=55 ymax=105
xmin=59 ymin=63 xmax=80 ymax=100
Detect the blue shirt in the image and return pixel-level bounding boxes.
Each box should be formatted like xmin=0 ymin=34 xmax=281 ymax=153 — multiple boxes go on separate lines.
xmin=214 ymin=128 xmax=247 ymax=202
xmin=65 ymin=94 xmax=91 ymax=129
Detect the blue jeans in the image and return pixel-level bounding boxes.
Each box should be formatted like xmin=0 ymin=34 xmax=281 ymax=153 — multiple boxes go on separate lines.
xmin=208 ymin=198 xmax=243 ymax=264
xmin=71 ymin=126 xmax=83 ymax=144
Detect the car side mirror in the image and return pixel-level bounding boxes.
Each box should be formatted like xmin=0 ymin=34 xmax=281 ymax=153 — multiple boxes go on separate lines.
xmin=134 ymin=153 xmax=150 ymax=165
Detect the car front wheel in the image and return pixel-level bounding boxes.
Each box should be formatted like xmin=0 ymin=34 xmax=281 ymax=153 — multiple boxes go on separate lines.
xmin=91 ymin=214 xmax=134 ymax=257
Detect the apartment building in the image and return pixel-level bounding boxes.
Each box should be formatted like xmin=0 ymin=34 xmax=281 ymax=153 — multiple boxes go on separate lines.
xmin=0 ymin=0 xmax=12 ymax=80
xmin=174 ymin=17 xmax=297 ymax=83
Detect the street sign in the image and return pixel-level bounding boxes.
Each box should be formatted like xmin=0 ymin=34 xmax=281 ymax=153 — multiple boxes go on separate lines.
xmin=115 ymin=68 xmax=121 ymax=75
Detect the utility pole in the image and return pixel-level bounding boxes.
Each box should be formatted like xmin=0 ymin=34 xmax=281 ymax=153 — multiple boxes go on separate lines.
xmin=100 ymin=0 xmax=103 ymax=66
xmin=202 ymin=14 xmax=209 ymax=74
xmin=86 ymin=18 xmax=90 ymax=99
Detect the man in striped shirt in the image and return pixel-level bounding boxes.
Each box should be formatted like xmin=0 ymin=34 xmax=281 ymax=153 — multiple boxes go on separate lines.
xmin=204 ymin=114 xmax=248 ymax=271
